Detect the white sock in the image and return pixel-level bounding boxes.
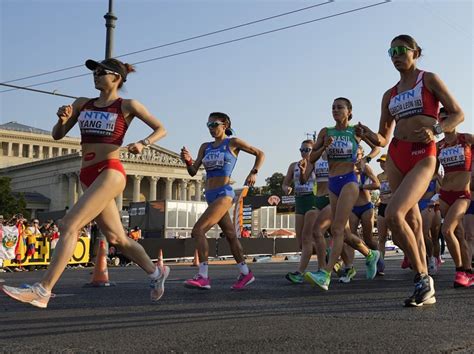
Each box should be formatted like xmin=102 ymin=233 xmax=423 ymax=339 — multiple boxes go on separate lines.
xmin=149 ymin=266 xmax=161 ymax=279
xmin=237 ymin=261 xmax=249 ymax=275
xmin=199 ymin=262 xmax=208 ymax=278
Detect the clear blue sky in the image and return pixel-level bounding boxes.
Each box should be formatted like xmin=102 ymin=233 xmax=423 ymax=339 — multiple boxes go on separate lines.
xmin=1 ymin=0 xmax=472 ymax=187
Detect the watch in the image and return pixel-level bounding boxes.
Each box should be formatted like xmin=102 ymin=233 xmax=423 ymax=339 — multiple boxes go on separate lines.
xmin=251 ymin=168 xmax=258 ymax=175
xmin=365 ymin=156 xmax=372 ymax=163
xmin=141 ymin=138 xmax=151 ymax=147
xmin=432 ymin=123 xmax=443 ymax=136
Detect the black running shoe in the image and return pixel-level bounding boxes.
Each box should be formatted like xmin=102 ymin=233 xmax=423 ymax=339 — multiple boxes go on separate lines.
xmin=404 ymin=273 xmax=436 ymax=307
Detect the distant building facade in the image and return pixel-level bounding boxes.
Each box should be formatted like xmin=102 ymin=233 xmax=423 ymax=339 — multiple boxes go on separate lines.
xmin=0 ymin=122 xmax=205 ymax=217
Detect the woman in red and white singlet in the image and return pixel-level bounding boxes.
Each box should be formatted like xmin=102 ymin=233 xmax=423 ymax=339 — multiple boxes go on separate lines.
xmin=437 ymin=107 xmax=474 ymax=287
xmin=358 ymin=35 xmax=464 ymax=307
xmin=3 ymin=58 xmax=169 ymax=308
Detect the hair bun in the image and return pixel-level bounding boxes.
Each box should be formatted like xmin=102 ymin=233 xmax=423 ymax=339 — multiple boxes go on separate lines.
xmin=124 ymin=63 xmax=136 ymax=73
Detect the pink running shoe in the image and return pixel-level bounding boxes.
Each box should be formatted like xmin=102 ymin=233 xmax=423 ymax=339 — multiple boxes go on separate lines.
xmin=2 ymin=283 xmax=51 ymax=308
xmin=231 ymin=271 xmax=255 ymax=290
xmin=453 ymin=271 xmax=474 ymax=288
xmin=184 ymin=274 xmax=211 ymax=289
xmin=401 ymin=255 xmax=411 ymax=269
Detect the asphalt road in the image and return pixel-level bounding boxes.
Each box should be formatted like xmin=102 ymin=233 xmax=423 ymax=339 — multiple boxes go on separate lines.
xmin=1 ymin=256 xmax=473 ymax=353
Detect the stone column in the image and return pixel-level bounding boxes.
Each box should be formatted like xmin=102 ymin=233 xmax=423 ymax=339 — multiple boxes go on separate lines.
xmin=148 ymin=176 xmax=159 ymax=201
xmin=28 ymin=144 xmax=33 ymax=158
xmin=132 ymin=175 xmax=143 ymax=202
xmin=18 ymin=143 xmax=23 ymax=157
xmin=165 ymin=177 xmax=174 ymax=200
xmin=195 ymin=180 xmax=202 ymax=201
xmin=48 ymin=146 xmax=53 ymax=158
xmin=76 ymin=173 xmax=83 ymax=197
xmin=38 ymin=145 xmax=43 ymax=159
xmin=67 ymin=173 xmax=77 ymax=209
xmin=180 ymin=179 xmax=188 ymax=201
xmin=7 ymin=142 xmax=12 ymax=157
xmin=116 ymin=192 xmax=123 ymax=211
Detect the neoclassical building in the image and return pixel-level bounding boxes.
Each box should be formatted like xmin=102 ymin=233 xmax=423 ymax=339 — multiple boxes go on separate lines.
xmin=0 ymin=122 xmax=205 ymax=216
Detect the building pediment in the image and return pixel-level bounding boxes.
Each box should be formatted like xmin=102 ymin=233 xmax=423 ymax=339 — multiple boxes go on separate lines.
xmin=119 ymin=145 xmax=186 ymax=167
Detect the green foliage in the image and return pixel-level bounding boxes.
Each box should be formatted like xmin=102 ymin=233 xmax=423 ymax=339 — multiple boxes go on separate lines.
xmin=0 ymin=177 xmax=30 ymax=219
xmin=263 ymin=172 xmax=285 ymax=196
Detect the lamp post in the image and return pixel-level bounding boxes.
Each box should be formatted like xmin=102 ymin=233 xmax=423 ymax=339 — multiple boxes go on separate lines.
xmin=104 ymin=0 xmax=117 ymax=59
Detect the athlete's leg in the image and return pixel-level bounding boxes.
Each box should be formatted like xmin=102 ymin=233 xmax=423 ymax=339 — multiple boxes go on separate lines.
xmin=360 ymin=208 xmax=377 ymax=250
xmin=464 ymin=214 xmax=474 ymax=265
xmin=192 ymin=196 xmax=234 ymax=262
xmin=312 ymin=206 xmax=331 ymax=270
xmin=94 ymin=200 xmax=155 ymax=274
xmin=325 ymin=183 xmax=366 ymax=272
xmin=377 ymin=215 xmax=388 ymax=258
xmin=295 ymin=214 xmax=304 ymax=250
xmin=421 ymin=208 xmax=435 ymax=258
xmin=218 ymin=212 xmax=245 ymax=263
xmin=298 ymin=209 xmax=319 ymax=273
xmin=385 ymin=156 xmax=436 ymax=275
xmin=41 ymin=170 xmax=126 ymax=292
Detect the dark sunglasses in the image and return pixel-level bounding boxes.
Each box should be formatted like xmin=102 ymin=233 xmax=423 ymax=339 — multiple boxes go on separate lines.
xmin=388 ymin=46 xmax=414 ymax=58
xmin=207 ymin=121 xmax=225 ymax=129
xmin=93 ymin=68 xmax=120 ymax=77
xmin=300 ymin=147 xmax=312 ymax=153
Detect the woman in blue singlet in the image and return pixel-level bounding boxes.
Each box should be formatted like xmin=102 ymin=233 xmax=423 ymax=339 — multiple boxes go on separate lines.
xmin=304 ymin=97 xmax=380 ymax=291
xmin=180 ymin=112 xmax=264 ymax=290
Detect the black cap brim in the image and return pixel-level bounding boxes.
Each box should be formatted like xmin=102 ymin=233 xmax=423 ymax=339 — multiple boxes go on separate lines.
xmin=85 ymin=59 xmax=101 ymax=71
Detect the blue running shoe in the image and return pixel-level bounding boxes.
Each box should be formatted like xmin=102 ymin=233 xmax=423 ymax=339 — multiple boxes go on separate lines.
xmin=304 ymin=270 xmax=330 ymax=291
xmin=365 ymin=250 xmax=380 ymax=280
xmin=376 ymin=257 xmax=385 ymax=276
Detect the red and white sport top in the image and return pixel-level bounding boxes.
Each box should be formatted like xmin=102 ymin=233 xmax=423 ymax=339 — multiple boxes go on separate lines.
xmin=388 ymin=71 xmax=439 ymax=122
xmin=438 ymin=134 xmax=472 ymax=173
xmin=78 ymin=98 xmax=128 ymax=146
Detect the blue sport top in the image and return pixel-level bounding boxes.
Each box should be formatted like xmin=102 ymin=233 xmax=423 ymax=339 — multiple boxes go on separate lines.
xmin=202 ymin=138 xmax=237 ymax=178
xmin=426 ymin=179 xmax=436 ymax=194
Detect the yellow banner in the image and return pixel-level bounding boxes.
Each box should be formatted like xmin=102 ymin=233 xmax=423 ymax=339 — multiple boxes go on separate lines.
xmin=3 ymin=236 xmax=90 ymax=267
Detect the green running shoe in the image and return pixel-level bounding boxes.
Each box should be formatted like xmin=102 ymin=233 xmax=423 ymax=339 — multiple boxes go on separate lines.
xmin=285 ymin=271 xmax=304 ymax=284
xmin=339 ymin=267 xmax=357 ymax=283
xmin=304 ymin=269 xmax=330 ymax=290
xmin=365 ymin=250 xmax=380 ymax=280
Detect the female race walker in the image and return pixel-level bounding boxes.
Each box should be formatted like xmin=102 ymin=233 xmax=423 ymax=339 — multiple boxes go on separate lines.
xmin=3 ymin=58 xmax=169 ymax=308
xmin=180 ymin=112 xmax=264 ymax=290
xmin=436 ymin=107 xmax=473 ymax=287
xmin=376 ymin=154 xmax=392 ymax=275
xmin=358 ymin=35 xmax=464 ymax=306
xmin=304 ymin=97 xmax=380 ymax=291
xmin=283 ymin=140 xmax=329 ymax=284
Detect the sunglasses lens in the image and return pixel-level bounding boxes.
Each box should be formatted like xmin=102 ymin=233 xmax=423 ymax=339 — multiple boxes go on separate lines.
xmin=300 ymin=148 xmax=311 ymax=153
xmin=389 ymin=46 xmax=409 ymax=57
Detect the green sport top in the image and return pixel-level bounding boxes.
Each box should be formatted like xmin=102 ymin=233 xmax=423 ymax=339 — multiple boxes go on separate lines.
xmin=325 ymin=125 xmax=359 ymax=163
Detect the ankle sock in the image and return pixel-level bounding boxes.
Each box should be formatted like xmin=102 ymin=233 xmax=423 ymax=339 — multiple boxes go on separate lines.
xmin=237 ymin=261 xmax=249 ymax=275
xmin=149 ymin=266 xmax=161 ymax=279
xmin=199 ymin=262 xmax=208 ymax=278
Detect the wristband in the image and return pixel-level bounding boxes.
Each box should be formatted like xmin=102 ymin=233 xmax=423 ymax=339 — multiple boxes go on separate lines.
xmin=185 ymin=159 xmax=193 ymax=167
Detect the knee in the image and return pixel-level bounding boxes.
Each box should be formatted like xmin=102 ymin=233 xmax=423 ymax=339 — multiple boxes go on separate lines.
xmin=56 ymin=218 xmax=80 ymax=240
xmin=191 ymin=226 xmax=206 ymax=239
xmin=441 ymin=225 xmax=454 ymax=238
xmin=385 ymin=210 xmax=403 ymax=231
xmin=330 ymin=224 xmax=344 ymax=238
xmin=107 ymin=233 xmax=127 ymax=247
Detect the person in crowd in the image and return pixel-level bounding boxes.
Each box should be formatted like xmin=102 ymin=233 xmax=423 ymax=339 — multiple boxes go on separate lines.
xmin=357 ymin=34 xmax=464 ymax=306
xmin=376 ymin=154 xmax=392 ymax=276
xmin=436 ymin=107 xmax=473 ymax=287
xmin=304 ymin=97 xmax=381 ymax=291
xmin=3 ymin=58 xmax=169 ymax=308
xmin=284 ymin=140 xmax=329 ymax=284
xmin=180 ymin=112 xmax=264 ymax=290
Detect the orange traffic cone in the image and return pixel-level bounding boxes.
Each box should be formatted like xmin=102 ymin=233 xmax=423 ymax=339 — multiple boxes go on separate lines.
xmin=157 ymin=248 xmax=164 ymax=268
xmin=85 ymin=240 xmax=115 ymax=287
xmin=192 ymin=248 xmax=199 ymax=267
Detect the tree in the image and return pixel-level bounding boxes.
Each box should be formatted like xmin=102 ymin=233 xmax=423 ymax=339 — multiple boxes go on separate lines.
xmin=0 ymin=177 xmax=29 ymax=219
xmin=263 ymin=172 xmax=285 ymax=196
